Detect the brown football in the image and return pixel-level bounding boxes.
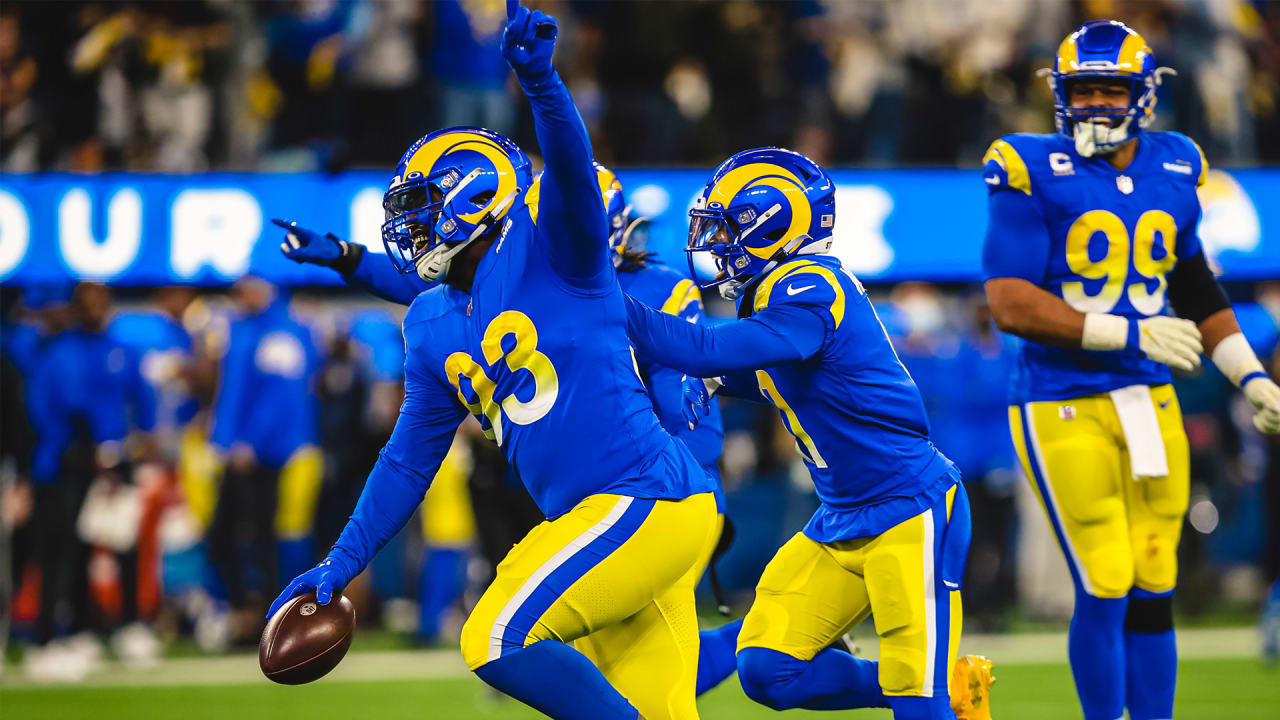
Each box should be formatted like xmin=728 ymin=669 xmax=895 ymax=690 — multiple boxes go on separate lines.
xmin=259 ymin=591 xmax=356 ymax=685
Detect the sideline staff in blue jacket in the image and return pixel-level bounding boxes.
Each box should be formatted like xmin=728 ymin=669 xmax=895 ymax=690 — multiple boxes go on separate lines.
xmin=207 ymin=276 xmax=321 ymax=624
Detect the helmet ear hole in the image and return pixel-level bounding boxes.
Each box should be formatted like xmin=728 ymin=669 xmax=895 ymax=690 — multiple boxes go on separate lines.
xmin=762 ymin=229 xmax=786 ymax=242
xmin=470 ymin=190 xmax=495 ymax=206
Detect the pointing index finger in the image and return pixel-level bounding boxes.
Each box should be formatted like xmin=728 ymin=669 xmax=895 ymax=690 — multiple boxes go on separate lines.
xmin=270 ymin=218 xmax=296 ymax=230
xmin=507 ymin=0 xmax=518 ymax=21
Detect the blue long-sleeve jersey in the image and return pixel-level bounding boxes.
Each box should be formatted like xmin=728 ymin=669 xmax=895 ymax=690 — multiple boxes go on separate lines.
xmin=618 ymin=263 xmax=724 ymax=482
xmin=981 ymin=131 xmax=1208 ymax=403
xmin=29 ymin=329 xmax=154 ymax=484
xmin=210 ymin=295 xmax=320 ymax=469
xmin=327 ymin=67 xmax=712 ymax=581
xmin=344 ymin=251 xmax=432 ymax=305
xmin=625 ymin=255 xmax=958 ymax=542
xmin=344 ymin=253 xmax=727 ymax=480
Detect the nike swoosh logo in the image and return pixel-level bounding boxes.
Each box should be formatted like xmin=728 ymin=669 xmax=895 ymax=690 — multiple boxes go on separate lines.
xmin=985 ymin=176 xmax=1000 ymax=185
xmin=787 ymin=284 xmax=816 ymax=296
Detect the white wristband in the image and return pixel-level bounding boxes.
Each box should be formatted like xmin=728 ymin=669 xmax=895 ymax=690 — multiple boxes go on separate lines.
xmin=1210 ymin=332 xmax=1265 ymax=387
xmin=1082 ymin=313 xmax=1129 ymax=351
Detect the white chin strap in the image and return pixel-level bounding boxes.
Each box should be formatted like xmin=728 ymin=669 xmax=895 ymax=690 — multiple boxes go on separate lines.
xmin=1074 ymin=117 xmax=1132 ymax=158
xmin=416 ymin=239 xmax=471 ymax=282
xmin=414 ymin=188 xmax=521 ymax=282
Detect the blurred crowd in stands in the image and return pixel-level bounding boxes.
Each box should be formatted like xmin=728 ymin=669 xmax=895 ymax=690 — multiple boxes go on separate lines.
xmin=3 ymin=273 xmax=1279 ymax=678
xmin=3 ymin=0 xmax=1280 ymax=174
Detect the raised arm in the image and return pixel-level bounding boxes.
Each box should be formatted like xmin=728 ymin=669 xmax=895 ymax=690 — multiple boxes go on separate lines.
xmin=502 ymin=0 xmax=610 ymax=288
xmin=625 ymin=294 xmax=826 ymax=378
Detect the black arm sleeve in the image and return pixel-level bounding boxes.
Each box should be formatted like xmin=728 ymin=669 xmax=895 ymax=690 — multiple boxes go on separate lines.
xmin=1167 ymin=250 xmax=1231 ymax=324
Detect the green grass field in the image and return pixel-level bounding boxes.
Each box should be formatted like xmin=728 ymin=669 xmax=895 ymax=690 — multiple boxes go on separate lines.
xmin=3 ymin=658 xmax=1278 ymax=720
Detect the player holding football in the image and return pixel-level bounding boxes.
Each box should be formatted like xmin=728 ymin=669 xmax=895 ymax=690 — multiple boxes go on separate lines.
xmin=980 ymin=20 xmax=1280 ymax=720
xmin=275 ymin=164 xmax=741 ymax=694
xmin=623 ymin=146 xmax=994 ymax=720
xmin=268 ymin=3 xmax=719 ymax=719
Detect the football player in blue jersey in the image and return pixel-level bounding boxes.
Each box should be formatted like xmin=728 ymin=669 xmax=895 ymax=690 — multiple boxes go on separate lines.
xmin=277 ymin=161 xmax=740 ymax=696
xmin=268 ymin=3 xmax=718 ymax=719
xmin=624 ymin=147 xmax=994 ymax=720
xmin=980 ymin=20 xmax=1280 ymax=720
xmin=527 ymin=163 xmax=741 ymax=694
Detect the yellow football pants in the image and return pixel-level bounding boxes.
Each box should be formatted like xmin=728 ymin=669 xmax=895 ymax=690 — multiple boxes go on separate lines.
xmin=275 ymin=445 xmax=323 ymax=539
xmin=176 ymin=428 xmax=324 ymax=541
xmin=460 ymin=491 xmax=719 ymax=720
xmin=177 ymin=421 xmax=220 ymax=529
xmin=420 ymin=437 xmax=477 ymax=547
xmin=738 ymin=485 xmax=962 ymax=698
xmin=1009 ymin=384 xmax=1190 ymax=598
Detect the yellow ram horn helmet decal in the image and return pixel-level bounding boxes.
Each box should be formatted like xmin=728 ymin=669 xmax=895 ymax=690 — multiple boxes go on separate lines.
xmin=706 ymin=163 xmax=812 ymax=259
xmin=403 ymin=131 xmax=521 ymax=224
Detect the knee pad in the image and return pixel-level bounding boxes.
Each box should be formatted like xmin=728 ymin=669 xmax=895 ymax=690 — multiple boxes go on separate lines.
xmin=737 ymin=647 xmax=806 ymax=711
xmin=1081 ymin=545 xmax=1134 ymax=599
xmin=1125 ymin=592 xmax=1174 ymax=634
xmin=877 ymin=648 xmax=927 ymax=696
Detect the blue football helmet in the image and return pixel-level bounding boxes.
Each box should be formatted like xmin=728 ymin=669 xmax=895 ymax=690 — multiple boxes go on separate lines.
xmin=687 ymin=147 xmax=835 ymax=299
xmin=382 ymin=127 xmax=532 ymax=281
xmin=523 ymin=161 xmax=642 ymax=267
xmin=1043 ymin=20 xmax=1173 ymax=157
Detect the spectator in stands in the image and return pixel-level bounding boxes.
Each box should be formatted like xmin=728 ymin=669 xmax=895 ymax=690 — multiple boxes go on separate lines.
xmin=345 ymin=0 xmax=423 ymax=165
xmin=261 ymin=0 xmax=364 ymax=170
xmin=12 ymin=0 xmax=1280 ymax=168
xmin=430 ymin=0 xmax=514 ymax=135
xmin=0 ymin=7 xmax=39 ymax=172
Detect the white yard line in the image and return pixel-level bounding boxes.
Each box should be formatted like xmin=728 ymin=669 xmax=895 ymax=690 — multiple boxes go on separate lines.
xmin=0 ymin=627 xmax=1262 ymax=691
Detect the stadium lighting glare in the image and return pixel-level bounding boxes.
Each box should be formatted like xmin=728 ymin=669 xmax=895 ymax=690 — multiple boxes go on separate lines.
xmin=1189 ymin=498 xmax=1220 ymax=535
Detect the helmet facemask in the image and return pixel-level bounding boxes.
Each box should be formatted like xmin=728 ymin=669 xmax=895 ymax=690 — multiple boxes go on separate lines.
xmin=607 ymin=203 xmax=631 ymax=268
xmin=382 ymin=166 xmax=519 ymax=282
xmin=1048 ymin=73 xmax=1167 ymax=157
xmin=687 ymin=203 xmax=805 ymax=300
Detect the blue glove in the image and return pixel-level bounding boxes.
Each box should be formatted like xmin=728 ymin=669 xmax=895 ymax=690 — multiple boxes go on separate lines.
xmin=266 ymin=556 xmax=351 ymax=619
xmin=681 ymin=375 xmax=710 ymax=431
xmin=502 ymin=0 xmax=558 ymax=85
xmin=273 ymin=218 xmax=360 ymax=272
